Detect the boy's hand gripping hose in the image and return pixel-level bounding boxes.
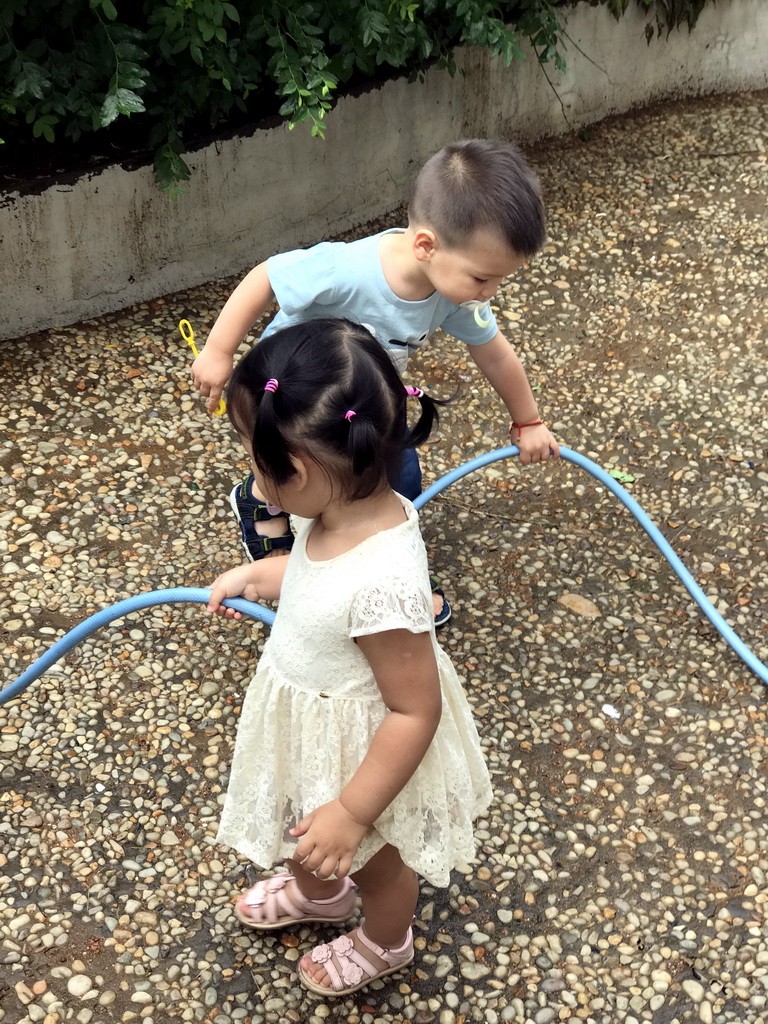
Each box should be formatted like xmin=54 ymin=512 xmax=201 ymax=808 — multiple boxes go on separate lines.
xmin=2 ymin=446 xmax=767 ymax=707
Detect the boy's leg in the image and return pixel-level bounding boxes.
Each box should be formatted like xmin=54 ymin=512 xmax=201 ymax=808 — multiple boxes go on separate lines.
xmin=229 ymin=474 xmax=293 ymax=561
xmin=390 ymin=447 xmax=422 ymax=502
xmin=390 ymin=450 xmax=451 ymax=625
xmin=299 ymin=844 xmax=417 ymax=990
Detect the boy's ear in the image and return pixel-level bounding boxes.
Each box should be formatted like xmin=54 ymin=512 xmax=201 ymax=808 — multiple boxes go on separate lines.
xmin=412 ymin=228 xmax=438 ymax=263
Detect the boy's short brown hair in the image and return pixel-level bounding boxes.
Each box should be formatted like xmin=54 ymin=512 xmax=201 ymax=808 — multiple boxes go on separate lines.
xmin=409 ymin=139 xmax=546 ymax=257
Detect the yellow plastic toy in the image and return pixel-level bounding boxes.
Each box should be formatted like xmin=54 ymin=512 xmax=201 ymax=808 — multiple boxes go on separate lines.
xmin=179 ymin=319 xmax=226 ymax=416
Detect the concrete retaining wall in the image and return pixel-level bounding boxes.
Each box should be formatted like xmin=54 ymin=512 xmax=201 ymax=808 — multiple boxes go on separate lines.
xmin=2 ymin=0 xmax=767 ymax=341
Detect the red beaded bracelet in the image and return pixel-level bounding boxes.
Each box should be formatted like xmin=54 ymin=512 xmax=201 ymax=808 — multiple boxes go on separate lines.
xmin=510 ymin=420 xmax=543 ymax=441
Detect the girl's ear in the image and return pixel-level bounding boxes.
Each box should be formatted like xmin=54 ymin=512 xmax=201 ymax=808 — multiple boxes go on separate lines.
xmin=412 ymin=228 xmax=438 ymax=263
xmin=289 ymin=453 xmax=312 ymax=491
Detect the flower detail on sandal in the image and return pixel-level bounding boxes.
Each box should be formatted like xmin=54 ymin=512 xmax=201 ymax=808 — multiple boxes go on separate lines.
xmin=299 ymin=924 xmax=414 ymax=996
xmin=313 ymin=943 xmax=333 ymax=964
xmin=235 ymin=873 xmax=357 ymax=931
xmin=328 ymin=935 xmax=363 ymax=985
xmin=248 ymin=875 xmax=287 ymax=910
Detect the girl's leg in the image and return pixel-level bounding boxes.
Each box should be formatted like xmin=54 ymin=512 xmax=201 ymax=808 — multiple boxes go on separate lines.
xmin=289 ymin=858 xmax=345 ymax=901
xmin=235 ymin=861 xmax=356 ymax=929
xmin=352 ymin=844 xmax=418 ymax=947
xmin=299 ymin=844 xmax=417 ymax=989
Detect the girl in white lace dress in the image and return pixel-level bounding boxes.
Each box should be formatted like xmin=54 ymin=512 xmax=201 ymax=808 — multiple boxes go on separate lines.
xmin=206 ymin=318 xmax=492 ymax=996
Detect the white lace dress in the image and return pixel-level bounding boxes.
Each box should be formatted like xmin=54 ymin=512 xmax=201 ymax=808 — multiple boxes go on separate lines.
xmin=216 ymin=498 xmax=492 ymax=887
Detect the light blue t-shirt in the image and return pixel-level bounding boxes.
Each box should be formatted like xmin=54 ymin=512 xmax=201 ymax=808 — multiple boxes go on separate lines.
xmin=264 ymin=229 xmax=498 ymax=372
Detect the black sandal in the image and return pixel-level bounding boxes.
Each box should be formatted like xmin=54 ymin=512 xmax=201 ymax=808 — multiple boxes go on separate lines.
xmin=430 ymin=575 xmax=452 ymax=627
xmin=229 ymin=475 xmax=294 ymax=561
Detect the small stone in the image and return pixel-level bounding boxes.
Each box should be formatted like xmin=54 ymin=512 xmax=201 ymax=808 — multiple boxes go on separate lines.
xmin=15 ymin=981 xmax=35 ymax=1005
xmin=459 ymin=962 xmax=490 ymax=980
xmin=699 ymin=1002 xmax=713 ymax=1024
xmin=682 ymin=979 xmax=705 ymax=1003
xmin=130 ymin=992 xmax=153 ymax=1004
xmin=67 ymin=976 xmax=92 ymax=998
xmin=557 ymin=593 xmax=601 ymax=618
xmin=434 ymin=955 xmax=454 ymax=978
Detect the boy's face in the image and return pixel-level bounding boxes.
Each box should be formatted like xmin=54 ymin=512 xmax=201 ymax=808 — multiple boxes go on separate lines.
xmin=415 ymin=228 xmax=526 ymax=306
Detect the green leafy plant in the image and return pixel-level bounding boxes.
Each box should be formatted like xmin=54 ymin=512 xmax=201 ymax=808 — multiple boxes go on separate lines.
xmin=0 ymin=0 xmax=717 ymax=193
xmin=610 ymin=0 xmax=711 ymax=35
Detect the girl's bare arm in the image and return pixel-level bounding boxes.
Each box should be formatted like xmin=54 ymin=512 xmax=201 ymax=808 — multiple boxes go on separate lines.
xmin=206 ymin=555 xmax=289 ymax=615
xmin=290 ymin=628 xmax=441 ymax=878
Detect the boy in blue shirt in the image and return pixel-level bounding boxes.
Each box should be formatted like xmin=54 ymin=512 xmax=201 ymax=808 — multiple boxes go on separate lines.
xmin=193 ymin=139 xmax=560 ymax=624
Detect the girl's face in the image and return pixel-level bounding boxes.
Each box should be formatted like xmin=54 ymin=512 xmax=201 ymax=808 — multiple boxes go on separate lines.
xmin=250 ymin=461 xmax=286 ymax=512
xmin=247 ymin=441 xmax=331 ymax=519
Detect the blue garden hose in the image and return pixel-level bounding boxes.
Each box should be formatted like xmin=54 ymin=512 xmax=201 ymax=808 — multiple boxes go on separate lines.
xmin=0 ymin=588 xmax=275 ymax=707
xmin=2 ymin=445 xmax=766 ymax=707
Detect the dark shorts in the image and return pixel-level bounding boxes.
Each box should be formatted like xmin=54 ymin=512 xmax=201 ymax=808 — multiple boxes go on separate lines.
xmin=390 ymin=447 xmax=422 ymax=502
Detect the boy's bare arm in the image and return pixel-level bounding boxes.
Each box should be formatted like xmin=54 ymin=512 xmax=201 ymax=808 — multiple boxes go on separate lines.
xmin=469 ymin=331 xmax=560 ymax=464
xmin=192 ymin=263 xmax=275 ymax=413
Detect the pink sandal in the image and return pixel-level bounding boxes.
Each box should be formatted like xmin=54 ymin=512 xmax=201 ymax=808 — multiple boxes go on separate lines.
xmin=298 ymin=924 xmax=414 ymax=996
xmin=235 ymin=873 xmax=357 ymax=930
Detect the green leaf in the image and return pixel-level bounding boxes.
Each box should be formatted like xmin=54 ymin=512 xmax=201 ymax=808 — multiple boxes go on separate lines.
xmin=115 ymin=87 xmax=145 ymax=114
xmin=608 ymin=469 xmax=636 ymax=484
xmin=14 ymin=61 xmax=50 ymax=100
xmin=100 ymin=92 xmax=119 ymax=126
xmin=115 ymin=42 xmax=147 ymax=61
xmin=32 ymin=114 xmax=57 ymax=141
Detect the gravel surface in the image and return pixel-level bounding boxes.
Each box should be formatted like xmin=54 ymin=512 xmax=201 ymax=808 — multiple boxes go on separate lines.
xmin=1 ymin=90 xmax=767 ymax=1024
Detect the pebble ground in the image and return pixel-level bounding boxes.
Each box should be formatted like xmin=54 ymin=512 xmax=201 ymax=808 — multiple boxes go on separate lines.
xmin=1 ymin=90 xmax=767 ymax=1024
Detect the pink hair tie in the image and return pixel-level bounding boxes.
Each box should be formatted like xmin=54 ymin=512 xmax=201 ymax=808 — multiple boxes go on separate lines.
xmin=344 ymin=409 xmax=356 ymax=422
xmin=264 ymin=378 xmax=279 ymax=393
xmin=405 ymin=385 xmax=423 ymax=398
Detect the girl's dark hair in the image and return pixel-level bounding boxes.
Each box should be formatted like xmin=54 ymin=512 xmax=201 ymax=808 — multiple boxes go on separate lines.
xmin=408 ymin=138 xmax=546 ymax=257
xmin=227 ymin=318 xmax=445 ymax=501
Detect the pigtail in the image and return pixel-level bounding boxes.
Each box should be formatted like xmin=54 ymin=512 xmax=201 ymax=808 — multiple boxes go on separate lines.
xmin=253 ymin=380 xmax=296 ymax=485
xmin=406 ymin=387 xmax=449 ymax=450
xmin=227 ymin=347 xmax=302 ymax=488
xmin=344 ymin=408 xmax=382 ymax=479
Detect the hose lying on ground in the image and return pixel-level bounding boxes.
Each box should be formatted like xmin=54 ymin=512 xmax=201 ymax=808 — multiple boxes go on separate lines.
xmin=2 ymin=445 xmax=766 ymax=707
